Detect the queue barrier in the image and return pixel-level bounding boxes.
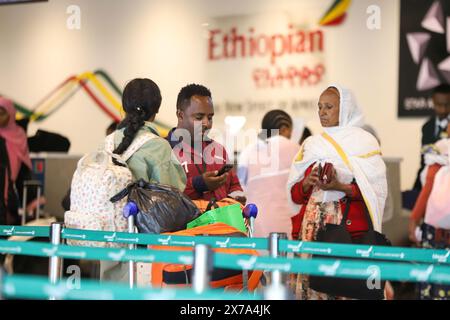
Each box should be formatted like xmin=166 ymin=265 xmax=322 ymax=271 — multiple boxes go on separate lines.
xmin=2 ymin=225 xmax=449 ymax=265
xmin=0 ymin=225 xmax=50 ymax=238
xmin=0 ymin=273 xmax=262 ymax=300
xmin=1 ymin=239 xmax=450 ymax=285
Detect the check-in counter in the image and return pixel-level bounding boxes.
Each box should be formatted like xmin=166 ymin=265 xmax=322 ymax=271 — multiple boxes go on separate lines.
xmin=30 ymin=153 xmax=82 ymax=220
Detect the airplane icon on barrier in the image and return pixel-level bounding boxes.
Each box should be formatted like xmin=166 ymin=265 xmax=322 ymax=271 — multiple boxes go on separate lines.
xmin=216 ymin=238 xmax=230 ymax=248
xmin=158 ymin=236 xmax=172 ymax=246
xmin=356 ymin=246 xmax=373 ymax=258
xmin=108 ymin=249 xmax=126 ymax=261
xmin=3 ymin=226 xmax=15 ymax=235
xmin=410 ymin=265 xmax=434 ymax=282
xmin=42 ymin=246 xmax=58 ymax=257
xmin=237 ymin=256 xmax=258 ymax=270
xmin=287 ymin=242 xmax=303 ymax=252
xmin=432 ymin=251 xmax=450 ymax=263
xmin=318 ymin=261 xmax=341 ymax=276
xmin=104 ymin=233 xmax=116 ymax=242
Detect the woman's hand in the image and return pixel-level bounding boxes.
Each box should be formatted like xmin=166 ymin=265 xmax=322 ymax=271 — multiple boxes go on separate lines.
xmin=302 ymin=166 xmax=320 ymax=193
xmin=318 ymin=168 xmax=341 ymax=191
xmin=318 ymin=168 xmax=353 ymax=196
xmin=318 ymin=169 xmax=341 ymax=191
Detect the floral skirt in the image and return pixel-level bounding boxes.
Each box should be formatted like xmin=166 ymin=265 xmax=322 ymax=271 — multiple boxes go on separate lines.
xmin=289 ymin=196 xmax=350 ymax=300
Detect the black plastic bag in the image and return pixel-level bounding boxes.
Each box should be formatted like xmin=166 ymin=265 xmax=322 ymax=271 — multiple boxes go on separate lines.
xmin=111 ymin=179 xmax=201 ymax=234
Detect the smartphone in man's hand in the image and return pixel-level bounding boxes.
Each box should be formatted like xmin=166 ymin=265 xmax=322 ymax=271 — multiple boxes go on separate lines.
xmin=216 ymin=164 xmax=233 ymax=176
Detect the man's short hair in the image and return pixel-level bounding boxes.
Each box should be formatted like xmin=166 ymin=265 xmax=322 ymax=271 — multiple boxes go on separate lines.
xmin=432 ymin=84 xmax=450 ymax=96
xmin=176 ymin=84 xmax=212 ymax=111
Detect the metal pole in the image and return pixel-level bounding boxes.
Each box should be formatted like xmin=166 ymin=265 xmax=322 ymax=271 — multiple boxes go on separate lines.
xmin=49 ymin=222 xmax=63 ymax=300
xmin=0 ymin=267 xmax=4 ymax=300
xmin=21 ymin=185 xmax=27 ymax=225
xmin=269 ymin=232 xmax=288 ymax=285
xmin=242 ymin=204 xmax=258 ymax=290
xmin=128 ymin=215 xmax=135 ymax=289
xmin=35 ymin=185 xmax=41 ymax=220
xmin=264 ymin=232 xmax=291 ymax=300
xmin=192 ymin=244 xmax=213 ymax=294
xmin=123 ymin=201 xmax=139 ymax=289
xmin=249 ymin=218 xmax=255 ymax=238
xmin=263 ymin=281 xmax=292 ymax=300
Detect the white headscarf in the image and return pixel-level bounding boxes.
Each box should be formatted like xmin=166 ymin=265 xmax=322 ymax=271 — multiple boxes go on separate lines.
xmin=333 ymin=84 xmax=365 ymax=129
xmin=419 ymin=138 xmax=450 ymax=186
xmin=287 ymin=84 xmax=387 ymax=232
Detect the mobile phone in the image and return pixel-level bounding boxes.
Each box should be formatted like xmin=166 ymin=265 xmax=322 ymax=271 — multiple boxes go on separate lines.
xmin=320 ymin=162 xmax=334 ymax=184
xmin=317 ymin=163 xmax=323 ymax=178
xmin=216 ymin=164 xmax=234 ymax=176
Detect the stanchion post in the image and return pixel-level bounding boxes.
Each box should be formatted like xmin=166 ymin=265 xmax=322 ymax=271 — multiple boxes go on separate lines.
xmin=192 ymin=244 xmax=213 ymax=294
xmin=269 ymin=232 xmax=288 ymax=284
xmin=264 ymin=232 xmax=292 ymax=300
xmin=35 ymin=184 xmax=42 ymax=220
xmin=128 ymin=214 xmax=136 ymax=289
xmin=49 ymin=222 xmax=64 ymax=300
xmin=242 ymin=204 xmax=258 ymax=290
xmin=243 ymin=204 xmax=258 ymax=238
xmin=123 ymin=201 xmax=139 ymax=289
xmin=0 ymin=267 xmax=4 ymax=300
xmin=21 ymin=184 xmax=27 ymax=225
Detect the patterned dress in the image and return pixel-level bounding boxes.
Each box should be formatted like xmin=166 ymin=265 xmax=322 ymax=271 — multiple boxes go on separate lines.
xmin=290 ymin=190 xmax=350 ymax=300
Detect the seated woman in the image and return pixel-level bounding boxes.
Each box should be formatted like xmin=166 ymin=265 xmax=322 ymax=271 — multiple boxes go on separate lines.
xmin=287 ymin=85 xmax=387 ymax=300
xmin=0 ymin=97 xmax=33 ymax=226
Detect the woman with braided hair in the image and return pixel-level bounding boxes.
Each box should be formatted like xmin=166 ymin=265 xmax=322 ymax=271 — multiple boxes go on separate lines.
xmin=237 ymin=109 xmax=300 ymax=239
xmin=100 ymin=78 xmax=186 ymax=283
xmin=111 ymin=78 xmax=186 ymax=189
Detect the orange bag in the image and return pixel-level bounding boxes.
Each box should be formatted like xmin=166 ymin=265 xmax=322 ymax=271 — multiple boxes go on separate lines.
xmin=192 ymin=197 xmax=244 ymax=213
xmin=150 ymin=223 xmax=262 ymax=291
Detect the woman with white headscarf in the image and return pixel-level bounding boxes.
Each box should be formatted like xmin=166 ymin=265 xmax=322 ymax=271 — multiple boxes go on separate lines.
xmin=287 ymin=85 xmax=387 ymax=300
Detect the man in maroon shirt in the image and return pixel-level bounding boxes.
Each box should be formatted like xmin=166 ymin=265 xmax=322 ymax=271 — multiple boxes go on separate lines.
xmin=166 ymin=84 xmax=246 ymax=205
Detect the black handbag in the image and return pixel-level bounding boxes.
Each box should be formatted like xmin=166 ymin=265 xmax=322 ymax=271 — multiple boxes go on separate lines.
xmin=309 ymin=197 xmax=391 ymax=300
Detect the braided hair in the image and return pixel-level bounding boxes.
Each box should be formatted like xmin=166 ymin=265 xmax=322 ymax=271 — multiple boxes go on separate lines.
xmin=261 ymin=109 xmax=292 ymax=139
xmin=113 ymin=78 xmax=162 ymax=155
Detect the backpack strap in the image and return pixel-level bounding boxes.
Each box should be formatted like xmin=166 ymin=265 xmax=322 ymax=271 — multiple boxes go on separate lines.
xmin=104 ymin=133 xmax=116 ymax=154
xmin=104 ymin=134 xmax=127 ymax=166
xmin=104 ymin=131 xmax=156 ymax=165
xmin=121 ymin=132 xmax=156 ymax=162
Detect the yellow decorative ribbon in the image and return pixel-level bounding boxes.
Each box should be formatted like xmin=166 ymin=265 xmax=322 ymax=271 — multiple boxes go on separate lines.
xmin=357 ymin=150 xmax=382 ymax=159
